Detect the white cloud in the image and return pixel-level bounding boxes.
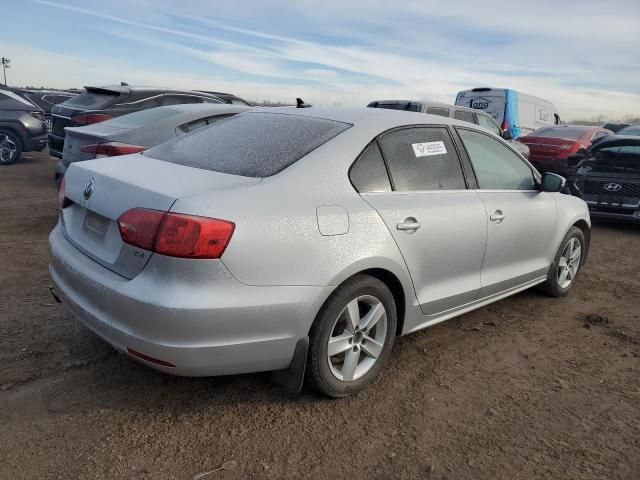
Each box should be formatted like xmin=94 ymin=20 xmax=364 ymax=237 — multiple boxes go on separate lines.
xmin=9 ymin=0 xmax=640 ymax=120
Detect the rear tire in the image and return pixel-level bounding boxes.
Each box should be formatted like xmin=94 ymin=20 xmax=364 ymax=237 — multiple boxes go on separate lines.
xmin=306 ymin=274 xmax=396 ymax=397
xmin=540 ymin=226 xmax=585 ymax=297
xmin=0 ymin=129 xmax=22 ymax=165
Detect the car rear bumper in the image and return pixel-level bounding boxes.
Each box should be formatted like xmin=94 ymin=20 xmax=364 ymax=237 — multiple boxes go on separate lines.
xmin=49 ymin=223 xmax=330 ymax=376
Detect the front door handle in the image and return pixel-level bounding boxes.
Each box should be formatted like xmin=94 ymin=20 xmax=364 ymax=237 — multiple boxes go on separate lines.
xmin=397 ymin=218 xmax=421 ymax=232
xmin=490 ymin=210 xmax=505 ymax=223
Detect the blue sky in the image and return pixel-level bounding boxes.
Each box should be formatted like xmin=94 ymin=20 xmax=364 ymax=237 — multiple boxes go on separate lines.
xmin=2 ymin=0 xmax=639 ymax=120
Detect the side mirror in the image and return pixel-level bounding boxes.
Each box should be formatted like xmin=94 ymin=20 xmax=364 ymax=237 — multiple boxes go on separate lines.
xmin=541 ymin=172 xmax=566 ymax=193
xmin=501 ymin=130 xmax=513 ymax=141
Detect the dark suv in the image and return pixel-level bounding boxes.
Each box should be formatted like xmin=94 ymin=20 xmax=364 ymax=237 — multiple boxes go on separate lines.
xmin=0 ymin=88 xmax=47 ymax=165
xmin=48 ymin=85 xmax=235 ymax=159
xmin=20 ymin=90 xmax=78 ymax=128
xmin=569 ymin=136 xmax=640 ymax=222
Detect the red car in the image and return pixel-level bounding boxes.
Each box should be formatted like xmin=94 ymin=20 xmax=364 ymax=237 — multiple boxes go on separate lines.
xmin=519 ymin=125 xmax=612 ymax=177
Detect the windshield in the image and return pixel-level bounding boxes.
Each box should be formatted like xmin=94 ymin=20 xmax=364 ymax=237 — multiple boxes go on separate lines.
xmin=145 ymin=112 xmax=351 ymax=177
xmin=617 ymin=125 xmax=640 ymax=136
xmin=529 ymin=126 xmax=588 ymax=140
xmin=590 ymin=145 xmax=640 ymax=168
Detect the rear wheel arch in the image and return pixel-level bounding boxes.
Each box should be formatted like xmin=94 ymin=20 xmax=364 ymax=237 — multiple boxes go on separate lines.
xmin=312 ymin=268 xmax=407 ymax=337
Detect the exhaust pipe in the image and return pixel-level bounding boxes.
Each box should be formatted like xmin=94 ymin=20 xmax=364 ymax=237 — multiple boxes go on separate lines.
xmin=48 ymin=285 xmax=61 ymax=304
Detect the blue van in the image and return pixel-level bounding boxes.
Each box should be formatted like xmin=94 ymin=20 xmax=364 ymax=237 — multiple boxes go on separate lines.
xmin=455 ymin=88 xmax=561 ymax=138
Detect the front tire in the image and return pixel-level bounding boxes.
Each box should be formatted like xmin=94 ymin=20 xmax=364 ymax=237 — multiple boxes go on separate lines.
xmin=540 ymin=226 xmax=585 ymax=297
xmin=306 ymin=275 xmax=397 ymax=397
xmin=0 ymin=130 xmax=22 ymax=165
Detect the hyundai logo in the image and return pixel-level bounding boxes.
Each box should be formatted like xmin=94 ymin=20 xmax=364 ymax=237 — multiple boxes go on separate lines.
xmin=603 ymin=183 xmax=622 ymax=193
xmin=83 ymin=177 xmax=95 ymax=200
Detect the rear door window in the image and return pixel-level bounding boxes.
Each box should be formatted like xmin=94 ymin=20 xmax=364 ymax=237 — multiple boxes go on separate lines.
xmin=378 ymin=127 xmax=466 ymax=191
xmin=453 ymin=109 xmax=476 ymax=124
xmin=145 ymin=112 xmax=351 ymax=177
xmin=349 ymin=142 xmax=392 ymax=193
xmin=458 ymin=128 xmax=536 ymax=190
xmin=426 ymin=107 xmax=450 ymax=117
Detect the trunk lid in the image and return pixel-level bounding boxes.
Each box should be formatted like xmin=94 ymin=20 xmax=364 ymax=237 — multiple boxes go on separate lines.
xmin=519 ymin=136 xmax=579 ymax=160
xmin=61 ymin=154 xmax=260 ymax=279
xmin=62 ymin=125 xmax=129 ymax=167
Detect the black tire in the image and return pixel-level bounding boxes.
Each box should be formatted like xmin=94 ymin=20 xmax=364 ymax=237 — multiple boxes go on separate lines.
xmin=539 ymin=226 xmax=585 ymax=297
xmin=306 ymin=274 xmax=397 ymax=397
xmin=0 ymin=129 xmax=22 ymax=165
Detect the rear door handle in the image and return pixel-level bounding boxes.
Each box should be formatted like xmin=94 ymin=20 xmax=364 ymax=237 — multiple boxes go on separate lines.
xmin=397 ymin=219 xmax=421 ymax=232
xmin=490 ymin=210 xmax=505 ymax=223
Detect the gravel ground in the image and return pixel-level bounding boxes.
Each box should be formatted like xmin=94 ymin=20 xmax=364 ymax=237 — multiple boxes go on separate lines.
xmin=1 ymin=151 xmax=639 ymax=480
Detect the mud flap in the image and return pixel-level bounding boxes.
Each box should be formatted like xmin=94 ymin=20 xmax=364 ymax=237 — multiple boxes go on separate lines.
xmin=273 ymin=336 xmax=308 ymax=394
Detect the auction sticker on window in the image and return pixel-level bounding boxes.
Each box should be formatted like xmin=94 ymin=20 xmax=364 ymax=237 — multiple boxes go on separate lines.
xmin=412 ymin=141 xmax=447 ymax=157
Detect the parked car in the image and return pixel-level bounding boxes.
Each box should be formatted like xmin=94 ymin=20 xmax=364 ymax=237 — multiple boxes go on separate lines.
xmin=616 ymin=124 xmax=640 ymax=136
xmin=367 ymin=99 xmax=530 ymax=158
xmin=568 ymin=135 xmax=640 ymax=223
xmin=0 ymin=88 xmax=47 ymax=165
xmin=18 ymin=89 xmax=78 ymax=128
xmin=518 ymin=125 xmax=612 ymax=177
xmin=602 ymin=122 xmax=630 ymax=134
xmin=455 ymin=87 xmax=561 ymax=138
xmin=50 ymin=107 xmax=590 ymax=397
xmin=56 ymin=103 xmax=251 ymax=183
xmin=48 ymin=85 xmax=232 ymax=159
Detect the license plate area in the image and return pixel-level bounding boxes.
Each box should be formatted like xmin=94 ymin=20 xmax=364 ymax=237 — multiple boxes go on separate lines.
xmin=84 ymin=211 xmax=109 ymax=237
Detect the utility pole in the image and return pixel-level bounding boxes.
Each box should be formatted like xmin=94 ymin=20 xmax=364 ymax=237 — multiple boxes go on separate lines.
xmin=1 ymin=57 xmax=10 ymax=86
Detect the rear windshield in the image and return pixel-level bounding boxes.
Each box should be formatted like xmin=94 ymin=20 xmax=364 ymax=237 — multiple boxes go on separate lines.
xmin=63 ymin=90 xmax=119 ymax=109
xmin=529 ymin=127 xmax=588 ymax=140
xmin=106 ymin=107 xmax=182 ymax=128
xmin=144 ymin=112 xmax=351 ymax=177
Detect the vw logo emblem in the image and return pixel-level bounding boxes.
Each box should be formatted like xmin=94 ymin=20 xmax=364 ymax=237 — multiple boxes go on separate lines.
xmin=603 ymin=183 xmax=622 ymax=192
xmin=83 ymin=177 xmax=95 ymax=200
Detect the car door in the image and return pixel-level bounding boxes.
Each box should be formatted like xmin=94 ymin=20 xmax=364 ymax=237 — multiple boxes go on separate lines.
xmin=358 ymin=126 xmax=488 ymax=316
xmin=456 ymin=127 xmax=557 ymax=297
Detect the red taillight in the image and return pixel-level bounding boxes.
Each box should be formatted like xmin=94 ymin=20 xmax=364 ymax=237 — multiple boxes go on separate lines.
xmin=80 ymin=142 xmax=146 ymax=157
xmin=58 ymin=176 xmax=72 ymax=209
xmin=501 ymin=121 xmax=508 ymax=132
xmin=71 ymin=113 xmax=113 ymax=125
xmin=117 ymin=208 xmax=235 ymax=259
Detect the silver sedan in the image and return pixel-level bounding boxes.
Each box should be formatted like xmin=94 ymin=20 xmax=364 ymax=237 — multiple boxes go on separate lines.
xmin=49 ymin=107 xmax=591 ymax=397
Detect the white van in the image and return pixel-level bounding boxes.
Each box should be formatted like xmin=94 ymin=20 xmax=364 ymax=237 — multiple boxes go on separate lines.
xmin=454 ymin=88 xmax=561 ymax=138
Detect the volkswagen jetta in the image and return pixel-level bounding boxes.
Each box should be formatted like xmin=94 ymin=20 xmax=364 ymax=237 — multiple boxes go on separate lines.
xmin=49 ymin=107 xmax=591 ymax=397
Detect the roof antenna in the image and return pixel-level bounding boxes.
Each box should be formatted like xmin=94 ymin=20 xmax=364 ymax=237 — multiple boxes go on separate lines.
xmin=121 ymin=81 xmax=129 ymax=86
xmin=296 ymin=97 xmax=311 ymax=108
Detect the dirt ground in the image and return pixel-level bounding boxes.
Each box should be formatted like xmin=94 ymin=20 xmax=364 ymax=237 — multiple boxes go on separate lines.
xmin=1 ymin=151 xmax=639 ymax=480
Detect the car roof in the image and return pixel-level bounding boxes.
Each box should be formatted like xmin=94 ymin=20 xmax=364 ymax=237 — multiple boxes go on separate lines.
xmin=251 ymin=106 xmax=463 ymax=130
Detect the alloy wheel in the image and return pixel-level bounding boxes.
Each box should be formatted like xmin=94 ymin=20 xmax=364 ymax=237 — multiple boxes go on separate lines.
xmin=557 ymin=237 xmax=582 ymax=289
xmin=327 ymin=295 xmax=388 ymax=382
